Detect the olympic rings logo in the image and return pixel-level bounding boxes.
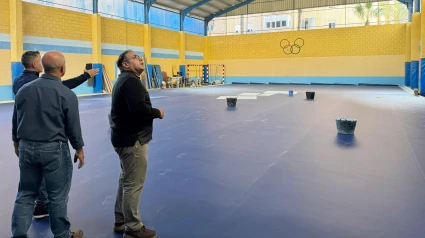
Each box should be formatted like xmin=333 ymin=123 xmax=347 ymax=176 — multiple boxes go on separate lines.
xmin=280 ymin=38 xmax=304 ymax=55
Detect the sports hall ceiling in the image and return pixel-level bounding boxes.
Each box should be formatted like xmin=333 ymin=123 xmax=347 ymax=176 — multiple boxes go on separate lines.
xmin=151 ymin=0 xmax=386 ymax=21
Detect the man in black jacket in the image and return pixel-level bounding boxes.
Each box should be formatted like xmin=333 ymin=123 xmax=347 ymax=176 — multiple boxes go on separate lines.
xmin=12 ymin=50 xmax=98 ymax=95
xmin=110 ymin=50 xmax=163 ymax=238
xmin=12 ymin=50 xmax=98 ymax=220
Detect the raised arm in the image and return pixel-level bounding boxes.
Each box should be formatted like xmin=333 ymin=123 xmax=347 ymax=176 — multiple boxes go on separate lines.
xmin=62 ymin=69 xmax=99 ymax=89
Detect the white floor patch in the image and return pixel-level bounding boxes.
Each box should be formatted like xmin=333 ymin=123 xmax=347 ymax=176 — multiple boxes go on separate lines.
xmin=217 ymin=96 xmax=257 ymax=99
xmin=217 ymin=90 xmax=297 ymax=100
xmin=238 ymin=93 xmax=262 ymax=96
xmin=263 ymin=91 xmax=298 ymax=95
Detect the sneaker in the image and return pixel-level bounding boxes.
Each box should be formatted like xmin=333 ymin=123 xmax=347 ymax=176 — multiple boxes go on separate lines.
xmin=33 ymin=205 xmax=49 ymax=219
xmin=71 ymin=229 xmax=83 ymax=238
xmin=114 ymin=222 xmax=125 ymax=232
xmin=124 ymin=226 xmax=156 ymax=238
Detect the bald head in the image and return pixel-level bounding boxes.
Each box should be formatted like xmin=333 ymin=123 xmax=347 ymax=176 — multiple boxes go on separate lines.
xmin=41 ymin=51 xmax=66 ymax=76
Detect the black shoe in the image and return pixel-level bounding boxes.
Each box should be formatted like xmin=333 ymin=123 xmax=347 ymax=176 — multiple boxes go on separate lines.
xmin=33 ymin=205 xmax=49 ymax=219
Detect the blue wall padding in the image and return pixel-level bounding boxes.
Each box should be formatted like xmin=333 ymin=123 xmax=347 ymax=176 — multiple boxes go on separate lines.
xmin=405 ymin=62 xmax=411 ymax=87
xmin=411 ymin=60 xmax=419 ymax=89
xmin=179 ymin=65 xmax=186 ymax=77
xmin=93 ymin=64 xmax=103 ymax=93
xmin=11 ymin=62 xmax=25 ymax=99
xmin=420 ymin=59 xmax=425 ymax=94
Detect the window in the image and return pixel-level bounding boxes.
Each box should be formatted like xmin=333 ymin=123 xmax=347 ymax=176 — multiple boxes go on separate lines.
xmin=263 ymin=15 xmax=290 ymax=30
xmin=329 ymin=22 xmax=336 ymax=28
xmin=301 ymin=17 xmax=316 ymax=29
xmin=247 ymin=24 xmax=254 ymax=32
xmin=235 ymin=24 xmax=241 ymax=33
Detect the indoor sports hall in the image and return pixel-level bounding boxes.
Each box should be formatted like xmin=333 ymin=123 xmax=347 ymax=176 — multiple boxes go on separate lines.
xmin=1 ymin=0 xmax=425 ymax=237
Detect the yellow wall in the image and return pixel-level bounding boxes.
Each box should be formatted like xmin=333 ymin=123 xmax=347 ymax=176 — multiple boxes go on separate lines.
xmin=411 ymin=13 xmax=421 ymax=61
xmin=22 ymin=2 xmax=91 ymax=41
xmin=63 ymin=53 xmax=93 ymax=79
xmin=406 ymin=23 xmax=412 ymax=62
xmin=102 ymin=56 xmax=117 ymax=82
xmin=211 ymin=56 xmax=403 ymax=77
xmin=101 ymin=18 xmax=144 ymax=82
xmin=0 ymin=0 xmax=10 ymax=34
xmin=0 ymin=0 xmax=11 ymax=86
xmin=150 ymin=27 xmax=180 ymax=76
xmin=101 ymin=18 xmax=144 ymax=46
xmin=0 ymin=50 xmax=11 ymax=86
xmin=209 ymin=24 xmax=405 ymax=59
xmin=208 ymin=24 xmax=406 ymax=85
xmin=151 ymin=27 xmax=179 ymax=50
xmin=21 ymin=2 xmax=92 ymax=76
xmin=185 ymin=33 xmax=204 ymax=52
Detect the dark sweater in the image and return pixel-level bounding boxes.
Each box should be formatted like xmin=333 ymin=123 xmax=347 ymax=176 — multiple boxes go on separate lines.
xmin=110 ymin=70 xmax=161 ymax=147
xmin=13 ymin=70 xmax=91 ymax=95
xmin=12 ymin=74 xmax=84 ymax=150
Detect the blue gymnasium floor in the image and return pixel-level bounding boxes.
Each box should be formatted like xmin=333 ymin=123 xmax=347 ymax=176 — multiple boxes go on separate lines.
xmin=1 ymin=84 xmax=425 ymax=238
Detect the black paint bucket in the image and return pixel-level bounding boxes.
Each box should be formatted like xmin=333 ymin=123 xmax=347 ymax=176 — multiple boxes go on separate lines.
xmin=227 ymin=97 xmax=237 ymax=107
xmin=336 ymin=117 xmax=357 ymax=134
xmin=306 ymin=92 xmax=315 ymax=100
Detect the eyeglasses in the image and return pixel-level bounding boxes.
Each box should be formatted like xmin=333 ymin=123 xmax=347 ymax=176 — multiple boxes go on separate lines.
xmin=125 ymin=54 xmax=142 ymax=62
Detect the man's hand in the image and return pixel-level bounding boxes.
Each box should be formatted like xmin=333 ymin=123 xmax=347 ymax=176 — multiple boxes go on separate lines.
xmin=158 ymin=108 xmax=164 ymax=119
xmin=84 ymin=68 xmax=99 ymax=78
xmin=14 ymin=142 xmax=19 ymax=157
xmin=74 ymin=148 xmax=85 ymax=169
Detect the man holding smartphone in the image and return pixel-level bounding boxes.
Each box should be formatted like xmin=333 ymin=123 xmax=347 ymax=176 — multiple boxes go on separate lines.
xmin=110 ymin=49 xmax=163 ymax=238
xmin=13 ymin=51 xmax=99 ymax=95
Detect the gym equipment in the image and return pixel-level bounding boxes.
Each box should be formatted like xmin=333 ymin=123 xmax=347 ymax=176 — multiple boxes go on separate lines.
xmin=146 ymin=64 xmax=162 ymax=89
xmin=101 ymin=64 xmax=113 ymax=93
xmin=336 ymin=117 xmax=357 ymax=135
xmin=209 ymin=64 xmax=226 ymax=84
xmin=187 ymin=64 xmax=226 ymax=85
xmin=187 ymin=64 xmax=204 ymax=86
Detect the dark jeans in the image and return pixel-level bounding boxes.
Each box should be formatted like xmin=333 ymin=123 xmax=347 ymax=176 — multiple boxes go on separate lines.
xmin=36 ymin=179 xmax=48 ymax=207
xmin=11 ymin=140 xmax=73 ymax=238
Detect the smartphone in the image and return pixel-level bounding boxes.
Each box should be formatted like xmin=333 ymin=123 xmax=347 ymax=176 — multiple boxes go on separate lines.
xmin=85 ymin=63 xmax=94 ymax=86
xmin=85 ymin=63 xmax=93 ymax=70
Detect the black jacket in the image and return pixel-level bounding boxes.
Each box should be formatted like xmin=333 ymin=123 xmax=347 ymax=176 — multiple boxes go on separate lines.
xmin=12 ymin=74 xmax=84 ymax=150
xmin=110 ymin=70 xmax=161 ymax=147
xmin=13 ymin=70 xmax=91 ymax=95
